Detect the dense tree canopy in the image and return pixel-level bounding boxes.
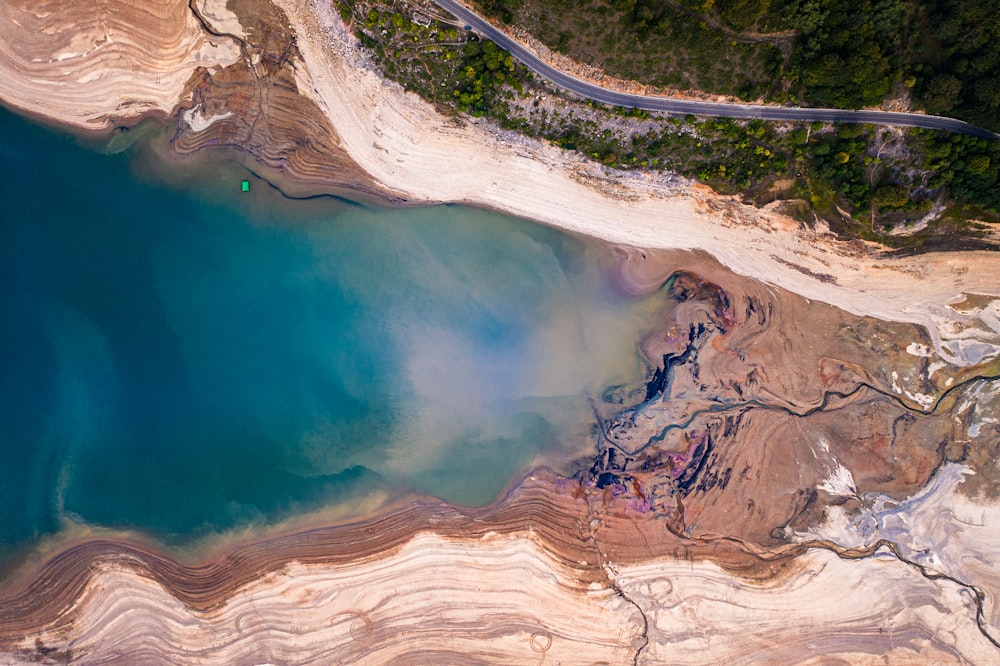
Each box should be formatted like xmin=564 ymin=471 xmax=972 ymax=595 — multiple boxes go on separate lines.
xmin=914 ymin=0 xmax=1000 ymax=130
xmin=476 ymin=0 xmax=1000 ymax=131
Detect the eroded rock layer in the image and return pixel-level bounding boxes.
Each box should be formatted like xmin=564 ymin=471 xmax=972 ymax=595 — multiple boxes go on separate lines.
xmin=0 ymin=478 xmax=643 ymax=664
xmin=1 ymin=472 xmax=998 ymax=664
xmin=171 ymin=0 xmax=383 ymax=199
xmin=0 ymin=0 xmax=380 ymax=199
xmin=1 ymin=476 xmax=998 ymax=664
xmin=0 ymin=0 xmax=239 ymax=128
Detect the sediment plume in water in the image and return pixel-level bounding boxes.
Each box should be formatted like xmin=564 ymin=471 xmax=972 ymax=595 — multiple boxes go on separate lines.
xmin=3 ymin=250 xmax=999 ymax=663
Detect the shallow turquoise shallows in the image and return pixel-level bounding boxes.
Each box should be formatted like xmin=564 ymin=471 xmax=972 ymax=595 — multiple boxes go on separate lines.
xmin=0 ymin=109 xmax=657 ymax=551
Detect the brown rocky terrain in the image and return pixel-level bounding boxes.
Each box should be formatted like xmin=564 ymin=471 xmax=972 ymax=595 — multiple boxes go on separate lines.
xmin=0 ymin=0 xmax=381 ymax=199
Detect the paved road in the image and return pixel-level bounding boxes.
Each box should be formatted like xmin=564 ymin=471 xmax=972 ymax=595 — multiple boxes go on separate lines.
xmin=431 ymin=0 xmax=998 ymax=139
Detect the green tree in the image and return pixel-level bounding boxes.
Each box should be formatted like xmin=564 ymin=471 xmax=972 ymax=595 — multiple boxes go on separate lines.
xmin=968 ymin=154 xmax=992 ymax=175
xmin=922 ymin=74 xmax=963 ymax=114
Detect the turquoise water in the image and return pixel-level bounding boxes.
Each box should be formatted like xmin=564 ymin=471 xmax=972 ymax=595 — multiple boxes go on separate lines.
xmin=0 ymin=109 xmax=657 ymax=551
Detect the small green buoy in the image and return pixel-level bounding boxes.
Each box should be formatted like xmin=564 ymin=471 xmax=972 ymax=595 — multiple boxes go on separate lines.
xmin=241 ymin=179 xmax=250 ymax=192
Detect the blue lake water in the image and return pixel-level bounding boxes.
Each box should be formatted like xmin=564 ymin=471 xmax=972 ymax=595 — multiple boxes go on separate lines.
xmin=0 ymin=109 xmax=659 ymax=553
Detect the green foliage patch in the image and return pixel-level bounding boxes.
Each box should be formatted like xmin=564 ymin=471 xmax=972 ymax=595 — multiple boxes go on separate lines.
xmin=474 ymin=0 xmax=1000 ymax=132
xmin=475 ymin=0 xmax=784 ymax=100
xmin=338 ymin=0 xmax=999 ymax=250
xmin=344 ymin=1 xmax=526 ymax=116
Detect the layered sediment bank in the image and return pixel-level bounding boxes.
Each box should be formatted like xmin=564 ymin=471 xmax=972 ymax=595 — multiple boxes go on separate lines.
xmin=0 ymin=0 xmax=239 ymax=129
xmin=2 ymin=473 xmax=998 ymax=664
